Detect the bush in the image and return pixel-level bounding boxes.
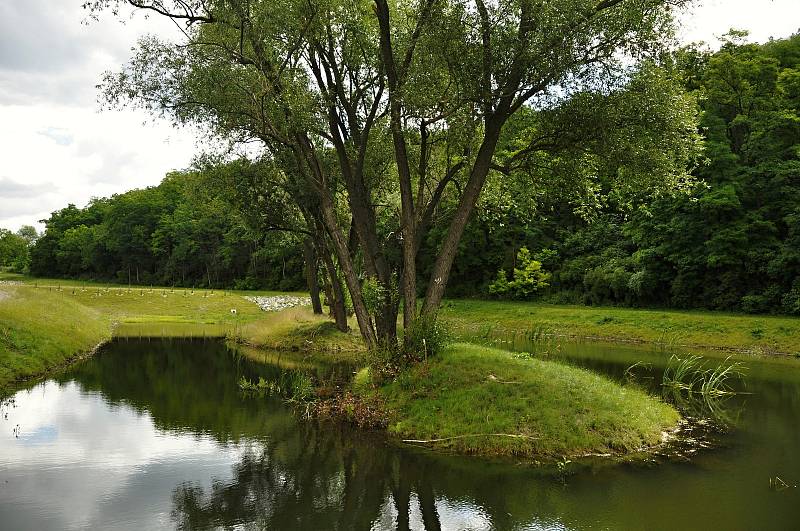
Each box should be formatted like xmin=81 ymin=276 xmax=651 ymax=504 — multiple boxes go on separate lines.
xmin=781 ymin=283 xmax=800 ymax=315
xmin=402 ymin=316 xmax=451 ymax=361
xmin=487 ymin=269 xmax=510 ymax=298
xmin=741 ymin=294 xmax=770 ymax=314
xmin=234 ymin=276 xmax=260 ymax=290
xmin=488 ymin=247 xmax=550 ymax=300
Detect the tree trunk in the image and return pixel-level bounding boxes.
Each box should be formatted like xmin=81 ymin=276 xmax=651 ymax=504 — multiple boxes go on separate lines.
xmin=321 ymin=273 xmax=335 ymax=317
xmin=302 ymin=238 xmax=323 ymax=314
xmin=374 ymin=0 xmax=438 ymax=336
xmin=320 ymin=246 xmax=348 ymax=332
xmin=374 ymin=296 xmax=400 ymax=346
xmin=421 ymin=117 xmax=505 ymax=316
xmin=318 ymin=193 xmax=378 ymax=348
xmin=294 ymin=133 xmax=380 ymax=348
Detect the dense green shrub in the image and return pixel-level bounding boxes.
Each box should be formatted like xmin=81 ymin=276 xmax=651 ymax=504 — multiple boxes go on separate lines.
xmin=488 ymin=247 xmax=550 ymax=300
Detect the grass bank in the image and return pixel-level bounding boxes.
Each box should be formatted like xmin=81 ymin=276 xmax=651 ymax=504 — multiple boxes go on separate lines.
xmin=0 ymin=285 xmax=111 ymax=392
xmin=0 ymin=280 xmax=336 ymax=391
xmin=356 ymin=343 xmax=679 ymax=458
xmin=440 ymin=299 xmax=800 ymax=355
xmin=236 ymin=307 xmax=364 ymax=361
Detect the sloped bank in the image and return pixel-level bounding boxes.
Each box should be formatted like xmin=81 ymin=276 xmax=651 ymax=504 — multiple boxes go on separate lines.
xmin=0 ymin=286 xmax=111 ymax=393
xmin=235 ymin=305 xmax=364 ymax=359
xmin=352 ymin=343 xmax=679 ymax=458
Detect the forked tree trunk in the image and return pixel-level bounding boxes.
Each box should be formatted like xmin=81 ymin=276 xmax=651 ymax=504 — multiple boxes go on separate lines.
xmin=294 ymin=134 xmax=379 ymax=348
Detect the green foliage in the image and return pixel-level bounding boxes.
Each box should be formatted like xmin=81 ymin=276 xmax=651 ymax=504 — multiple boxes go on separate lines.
xmin=402 ymin=315 xmax=451 ymax=361
xmin=488 ymin=247 xmax=550 ymax=300
xmin=0 ymin=226 xmax=37 ymax=273
xmin=29 ymin=166 xmax=305 ymax=290
xmin=361 ymin=277 xmax=388 ymax=317
xmin=487 ymin=270 xmax=511 ymax=298
xmin=434 ymin=32 xmax=800 ymax=316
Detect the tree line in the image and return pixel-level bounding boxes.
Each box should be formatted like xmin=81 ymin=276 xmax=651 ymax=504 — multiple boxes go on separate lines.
xmin=25 ymin=165 xmax=306 ymax=291
xmin=0 ymin=226 xmax=37 ymax=273
xmin=8 ymin=29 xmax=799 ymax=321
xmin=446 ymin=31 xmax=800 ymax=316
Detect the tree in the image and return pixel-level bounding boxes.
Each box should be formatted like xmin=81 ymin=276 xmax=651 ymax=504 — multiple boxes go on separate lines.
xmin=488 ymin=247 xmax=550 ymax=300
xmin=27 ymin=169 xmax=310 ymax=294
xmin=186 ymin=159 xmax=339 ymax=323
xmin=85 ymin=0 xmax=698 ymax=352
xmin=0 ymin=229 xmax=31 ymax=272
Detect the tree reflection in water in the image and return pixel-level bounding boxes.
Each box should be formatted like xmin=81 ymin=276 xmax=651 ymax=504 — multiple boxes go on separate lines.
xmin=170 ymin=420 xmax=445 ymax=530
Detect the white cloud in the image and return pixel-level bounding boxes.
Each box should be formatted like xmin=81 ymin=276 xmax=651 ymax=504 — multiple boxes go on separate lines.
xmin=0 ymin=104 xmax=196 ymax=229
xmin=0 ymin=0 xmax=196 ymax=231
xmin=679 ymin=0 xmax=800 ymax=46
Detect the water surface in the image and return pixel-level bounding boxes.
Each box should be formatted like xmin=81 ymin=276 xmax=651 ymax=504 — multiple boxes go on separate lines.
xmin=1 ymin=338 xmax=799 ymax=530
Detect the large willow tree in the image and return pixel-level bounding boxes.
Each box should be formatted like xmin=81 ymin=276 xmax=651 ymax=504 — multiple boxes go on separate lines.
xmin=85 ymin=0 xmax=699 ymax=351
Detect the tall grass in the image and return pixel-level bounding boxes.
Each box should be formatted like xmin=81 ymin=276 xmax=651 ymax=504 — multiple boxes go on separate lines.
xmin=662 ymin=354 xmax=746 ymax=397
xmin=239 ymin=370 xmax=315 ymax=402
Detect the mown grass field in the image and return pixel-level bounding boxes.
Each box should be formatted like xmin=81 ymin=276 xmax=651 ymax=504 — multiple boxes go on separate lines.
xmin=439 ymin=299 xmax=800 ymax=356
xmin=358 ymin=343 xmax=679 ymax=457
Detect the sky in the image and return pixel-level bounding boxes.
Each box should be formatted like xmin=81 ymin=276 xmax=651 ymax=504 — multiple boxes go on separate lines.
xmin=1 ymin=0 xmax=799 ymax=231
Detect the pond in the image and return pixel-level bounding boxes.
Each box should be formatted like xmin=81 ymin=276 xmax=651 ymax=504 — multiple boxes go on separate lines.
xmin=1 ymin=338 xmax=799 ymax=530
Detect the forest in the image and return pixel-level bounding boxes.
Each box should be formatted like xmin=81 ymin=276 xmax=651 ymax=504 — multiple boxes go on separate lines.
xmin=3 ymin=32 xmax=797 ymax=316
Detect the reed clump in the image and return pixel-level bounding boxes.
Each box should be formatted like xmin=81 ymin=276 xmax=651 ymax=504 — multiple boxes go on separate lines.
xmin=662 ymin=354 xmax=746 ymax=397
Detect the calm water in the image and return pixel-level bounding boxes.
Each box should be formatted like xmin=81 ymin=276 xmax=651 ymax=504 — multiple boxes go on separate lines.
xmin=1 ymin=338 xmax=799 ymax=530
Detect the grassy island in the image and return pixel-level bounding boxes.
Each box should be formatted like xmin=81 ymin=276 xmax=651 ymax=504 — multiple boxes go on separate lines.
xmin=356 ymin=343 xmax=679 ymax=458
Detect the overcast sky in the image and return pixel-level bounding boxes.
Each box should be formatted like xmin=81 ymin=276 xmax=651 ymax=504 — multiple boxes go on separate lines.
xmin=1 ymin=0 xmax=799 ymax=231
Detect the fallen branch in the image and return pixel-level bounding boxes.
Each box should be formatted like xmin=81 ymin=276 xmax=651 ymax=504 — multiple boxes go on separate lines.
xmin=487 ymin=374 xmax=521 ymax=384
xmin=402 ymin=433 xmax=539 ymax=444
